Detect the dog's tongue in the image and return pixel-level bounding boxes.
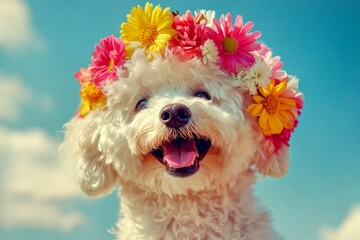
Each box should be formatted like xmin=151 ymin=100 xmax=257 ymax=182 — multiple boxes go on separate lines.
xmin=163 ymin=139 xmax=199 ymax=169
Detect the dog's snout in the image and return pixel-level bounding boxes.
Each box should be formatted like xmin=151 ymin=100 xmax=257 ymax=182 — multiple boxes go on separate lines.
xmin=160 ymin=103 xmax=191 ymax=129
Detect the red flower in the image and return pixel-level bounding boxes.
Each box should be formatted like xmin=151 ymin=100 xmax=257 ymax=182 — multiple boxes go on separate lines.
xmin=168 ymin=11 xmax=206 ymax=61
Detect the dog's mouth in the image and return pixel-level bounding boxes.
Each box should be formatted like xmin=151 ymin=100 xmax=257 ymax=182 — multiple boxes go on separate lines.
xmin=151 ymin=136 xmax=211 ymax=178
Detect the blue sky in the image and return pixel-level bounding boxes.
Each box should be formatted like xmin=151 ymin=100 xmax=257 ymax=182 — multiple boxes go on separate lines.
xmin=0 ymin=0 xmax=359 ymax=239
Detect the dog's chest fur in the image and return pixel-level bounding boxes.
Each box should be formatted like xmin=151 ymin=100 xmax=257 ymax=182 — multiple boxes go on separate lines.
xmin=116 ymin=173 xmax=278 ymax=240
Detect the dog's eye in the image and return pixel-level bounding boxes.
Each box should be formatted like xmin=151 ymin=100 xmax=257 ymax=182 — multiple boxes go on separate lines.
xmin=135 ymin=98 xmax=148 ymax=112
xmin=194 ymin=91 xmax=211 ymax=100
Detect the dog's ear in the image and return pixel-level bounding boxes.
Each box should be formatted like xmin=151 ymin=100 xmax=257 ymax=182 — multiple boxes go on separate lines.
xmin=254 ymin=139 xmax=289 ymax=177
xmin=62 ymin=113 xmax=118 ymax=197
xmin=245 ymin=116 xmax=290 ymax=177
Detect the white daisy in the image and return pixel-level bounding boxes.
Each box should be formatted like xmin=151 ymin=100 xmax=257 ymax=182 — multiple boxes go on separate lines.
xmin=238 ymin=57 xmax=271 ymax=95
xmin=200 ymin=39 xmax=219 ymax=65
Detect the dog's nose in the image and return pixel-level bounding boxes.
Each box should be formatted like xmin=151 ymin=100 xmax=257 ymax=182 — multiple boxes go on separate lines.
xmin=160 ymin=103 xmax=191 ymax=129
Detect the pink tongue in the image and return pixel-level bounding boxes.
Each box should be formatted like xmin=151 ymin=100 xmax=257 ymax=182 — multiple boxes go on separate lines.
xmin=163 ymin=139 xmax=199 ymax=169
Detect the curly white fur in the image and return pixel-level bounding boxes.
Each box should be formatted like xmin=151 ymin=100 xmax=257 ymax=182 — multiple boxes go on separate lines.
xmin=63 ymin=51 xmax=290 ymax=239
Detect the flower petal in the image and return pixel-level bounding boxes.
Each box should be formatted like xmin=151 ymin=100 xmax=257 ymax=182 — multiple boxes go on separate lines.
xmin=247 ymin=103 xmax=263 ymax=117
xmin=279 ymin=97 xmax=296 ymax=106
xmin=258 ymin=86 xmax=269 ymax=97
xmin=267 ymin=80 xmax=275 ymax=93
xmin=79 ymin=102 xmax=91 ymax=117
xmin=278 ymin=111 xmax=293 ymax=129
xmin=253 ymin=95 xmax=264 ymax=103
xmin=259 ymin=109 xmax=271 ymax=135
xmin=273 ymin=80 xmax=287 ymax=96
xmin=278 ymin=97 xmax=296 ymax=110
xmin=246 ymin=103 xmax=257 ymax=113
xmin=268 ymin=113 xmax=283 ymax=134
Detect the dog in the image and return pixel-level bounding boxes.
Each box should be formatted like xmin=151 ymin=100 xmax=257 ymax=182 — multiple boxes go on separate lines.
xmin=63 ymin=3 xmax=303 ymax=239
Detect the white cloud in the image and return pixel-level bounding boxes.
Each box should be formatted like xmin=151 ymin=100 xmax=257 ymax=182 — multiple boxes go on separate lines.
xmin=320 ymin=205 xmax=360 ymax=240
xmin=0 ymin=74 xmax=54 ymax=121
xmin=1 ymin=199 xmax=85 ymax=232
xmin=0 ymin=0 xmax=45 ymax=51
xmin=0 ymin=74 xmax=31 ymax=120
xmin=0 ymin=127 xmax=86 ymax=231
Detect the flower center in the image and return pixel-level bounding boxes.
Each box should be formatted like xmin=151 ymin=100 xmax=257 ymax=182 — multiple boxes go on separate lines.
xmin=108 ymin=59 xmax=114 ymax=72
xmin=140 ymin=26 xmax=158 ymax=47
xmin=222 ymin=37 xmax=238 ymax=54
xmin=263 ymin=95 xmax=279 ymax=114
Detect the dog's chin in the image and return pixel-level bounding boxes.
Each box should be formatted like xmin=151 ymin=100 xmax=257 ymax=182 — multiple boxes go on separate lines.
xmin=151 ymin=136 xmax=211 ymax=178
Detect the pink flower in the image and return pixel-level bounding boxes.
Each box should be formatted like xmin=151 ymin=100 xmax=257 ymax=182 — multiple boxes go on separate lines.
xmin=90 ymin=35 xmax=126 ymax=88
xmin=204 ymin=13 xmax=261 ymax=73
xmin=255 ymin=44 xmax=287 ymax=80
xmin=168 ymin=11 xmax=206 ymax=61
xmin=74 ymin=67 xmax=92 ymax=88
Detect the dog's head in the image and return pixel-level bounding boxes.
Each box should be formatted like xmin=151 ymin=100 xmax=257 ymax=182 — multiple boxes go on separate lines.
xmin=63 ymin=3 xmax=303 ymax=197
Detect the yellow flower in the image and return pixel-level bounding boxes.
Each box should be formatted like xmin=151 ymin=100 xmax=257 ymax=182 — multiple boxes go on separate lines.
xmin=120 ymin=2 xmax=176 ymax=58
xmin=246 ymin=80 xmax=296 ymax=135
xmin=79 ymin=82 xmax=106 ymax=117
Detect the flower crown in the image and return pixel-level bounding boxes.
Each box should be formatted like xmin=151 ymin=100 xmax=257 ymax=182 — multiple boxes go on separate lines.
xmin=74 ymin=2 xmax=303 ymax=152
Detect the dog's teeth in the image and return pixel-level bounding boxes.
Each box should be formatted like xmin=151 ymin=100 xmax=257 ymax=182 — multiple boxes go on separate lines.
xmin=184 ymin=157 xmax=196 ymax=167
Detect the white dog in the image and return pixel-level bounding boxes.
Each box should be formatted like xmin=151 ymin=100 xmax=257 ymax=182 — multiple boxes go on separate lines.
xmin=63 ymin=3 xmax=303 ymax=239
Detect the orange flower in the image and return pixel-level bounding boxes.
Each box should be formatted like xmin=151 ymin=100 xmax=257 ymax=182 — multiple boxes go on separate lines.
xmin=247 ymin=80 xmax=296 ymax=135
xmin=78 ymin=82 xmax=106 ymax=117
